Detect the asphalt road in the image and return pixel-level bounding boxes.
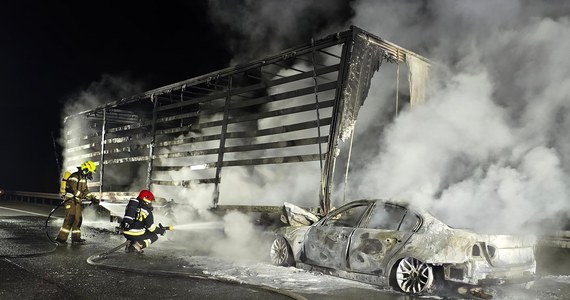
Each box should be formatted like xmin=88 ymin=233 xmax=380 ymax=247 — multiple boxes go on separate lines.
xmin=2 ymin=200 xmax=570 ymax=300
xmin=0 ymin=201 xmax=392 ymax=300
xmin=0 ymin=201 xmax=297 ymax=300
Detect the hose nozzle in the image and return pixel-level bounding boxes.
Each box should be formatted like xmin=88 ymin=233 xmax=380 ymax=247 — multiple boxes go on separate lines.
xmin=159 ymin=223 xmax=173 ymax=231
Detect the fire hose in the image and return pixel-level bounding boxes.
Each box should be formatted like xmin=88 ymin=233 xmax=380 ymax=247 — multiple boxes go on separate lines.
xmin=44 ymin=199 xmax=69 ymax=244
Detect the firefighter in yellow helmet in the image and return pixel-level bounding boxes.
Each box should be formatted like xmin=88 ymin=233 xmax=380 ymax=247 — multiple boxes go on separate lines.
xmin=55 ymin=160 xmax=99 ymax=245
xmin=121 ymin=190 xmax=170 ymax=253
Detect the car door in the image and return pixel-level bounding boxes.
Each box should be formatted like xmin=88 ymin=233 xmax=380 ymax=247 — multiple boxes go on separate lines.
xmin=347 ymin=202 xmax=420 ymax=275
xmin=303 ymin=203 xmax=370 ymax=270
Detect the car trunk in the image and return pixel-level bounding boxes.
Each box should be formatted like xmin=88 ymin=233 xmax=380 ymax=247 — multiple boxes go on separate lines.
xmin=481 ymin=234 xmax=536 ymax=268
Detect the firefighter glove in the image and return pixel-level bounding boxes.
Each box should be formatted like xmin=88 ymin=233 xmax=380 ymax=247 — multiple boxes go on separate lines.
xmin=121 ymin=220 xmax=131 ymax=230
xmin=157 ymin=223 xmax=167 ymax=236
xmin=159 ymin=223 xmax=172 ymax=230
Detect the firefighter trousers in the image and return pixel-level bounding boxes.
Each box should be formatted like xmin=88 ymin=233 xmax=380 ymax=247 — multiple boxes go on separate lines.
xmin=123 ymin=231 xmax=159 ymax=249
xmin=56 ymin=198 xmax=83 ymax=242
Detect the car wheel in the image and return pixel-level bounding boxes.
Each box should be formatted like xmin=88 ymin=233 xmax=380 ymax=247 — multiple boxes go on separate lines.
xmin=270 ymin=236 xmax=295 ymax=266
xmin=394 ymin=257 xmax=434 ymax=293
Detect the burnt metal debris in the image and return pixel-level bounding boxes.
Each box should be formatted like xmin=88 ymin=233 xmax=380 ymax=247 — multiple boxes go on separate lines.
xmin=62 ymin=26 xmax=429 ymax=214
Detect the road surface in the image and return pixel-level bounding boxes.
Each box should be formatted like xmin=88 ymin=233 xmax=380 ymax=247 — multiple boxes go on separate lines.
xmin=1 ymin=200 xmax=570 ymax=300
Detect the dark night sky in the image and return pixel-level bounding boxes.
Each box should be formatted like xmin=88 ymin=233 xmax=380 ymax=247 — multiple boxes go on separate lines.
xmin=0 ymin=1 xmax=232 ymax=192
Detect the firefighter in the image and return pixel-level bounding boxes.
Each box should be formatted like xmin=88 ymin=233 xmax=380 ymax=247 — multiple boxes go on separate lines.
xmin=120 ymin=189 xmax=168 ymax=253
xmin=55 ymin=160 xmax=99 ymax=245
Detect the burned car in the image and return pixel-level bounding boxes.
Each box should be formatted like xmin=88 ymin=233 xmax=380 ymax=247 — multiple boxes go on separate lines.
xmin=270 ymin=200 xmax=536 ymax=294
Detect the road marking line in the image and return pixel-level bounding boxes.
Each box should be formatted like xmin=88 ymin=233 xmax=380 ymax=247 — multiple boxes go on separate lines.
xmin=0 ymin=205 xmax=52 ymax=217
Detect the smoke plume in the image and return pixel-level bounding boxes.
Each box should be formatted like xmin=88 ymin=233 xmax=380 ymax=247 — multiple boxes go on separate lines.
xmin=62 ymin=74 xmax=143 ymax=117
xmin=63 ymin=1 xmax=570 ymax=263
xmin=60 ymin=74 xmax=144 ymax=172
xmin=345 ymin=0 xmax=570 ymax=233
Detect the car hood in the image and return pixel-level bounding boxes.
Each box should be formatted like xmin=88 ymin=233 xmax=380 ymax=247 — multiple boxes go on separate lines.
xmin=280 ymin=202 xmax=320 ymax=226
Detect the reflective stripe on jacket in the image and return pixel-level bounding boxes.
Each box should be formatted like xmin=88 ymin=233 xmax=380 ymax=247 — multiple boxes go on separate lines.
xmin=65 ymin=170 xmax=94 ymax=200
xmin=123 ymin=198 xmax=163 ymax=236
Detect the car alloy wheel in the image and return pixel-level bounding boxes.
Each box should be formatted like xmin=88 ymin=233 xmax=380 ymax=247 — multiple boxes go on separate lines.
xmin=270 ymin=236 xmax=293 ymax=266
xmin=395 ymin=257 xmax=434 ymax=293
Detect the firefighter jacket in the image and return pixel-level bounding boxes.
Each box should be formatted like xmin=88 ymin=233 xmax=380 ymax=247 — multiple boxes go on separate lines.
xmin=64 ymin=170 xmax=95 ymax=201
xmin=122 ymin=198 xmax=165 ymax=236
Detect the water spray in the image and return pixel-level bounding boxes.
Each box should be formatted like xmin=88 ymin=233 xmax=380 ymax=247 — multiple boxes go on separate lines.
xmin=98 ymin=201 xmax=125 ymax=218
xmin=169 ymin=222 xmax=224 ymax=231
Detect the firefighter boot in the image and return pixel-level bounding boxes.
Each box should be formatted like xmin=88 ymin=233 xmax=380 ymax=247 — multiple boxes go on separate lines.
xmin=125 ymin=241 xmax=134 ymax=253
xmin=71 ymin=229 xmax=85 ymax=244
xmin=56 ymin=227 xmax=71 ymax=245
xmin=72 ymin=238 xmax=86 ymax=244
xmin=55 ymin=238 xmax=67 ymax=246
xmin=129 ymin=241 xmax=144 ymax=254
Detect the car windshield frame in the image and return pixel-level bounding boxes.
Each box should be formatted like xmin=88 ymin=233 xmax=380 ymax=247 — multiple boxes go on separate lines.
xmin=314 ymin=200 xmax=424 ymax=232
xmin=352 ymin=200 xmax=424 ymax=232
xmin=317 ymin=201 xmax=373 ymax=228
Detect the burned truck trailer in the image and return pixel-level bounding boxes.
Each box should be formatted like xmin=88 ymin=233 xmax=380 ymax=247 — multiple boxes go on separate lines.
xmin=62 ymin=26 xmax=429 ymax=217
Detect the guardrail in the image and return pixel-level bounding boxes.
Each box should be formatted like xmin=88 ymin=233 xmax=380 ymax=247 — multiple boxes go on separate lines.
xmin=0 ymin=190 xmax=61 ymax=206
xmin=541 ymin=231 xmax=570 ymax=249
xmin=0 ymin=190 xmax=293 ymax=213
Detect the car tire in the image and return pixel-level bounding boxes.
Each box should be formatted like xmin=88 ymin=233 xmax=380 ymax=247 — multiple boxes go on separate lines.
xmin=270 ymin=236 xmax=295 ymax=267
xmin=391 ymin=257 xmax=434 ymax=294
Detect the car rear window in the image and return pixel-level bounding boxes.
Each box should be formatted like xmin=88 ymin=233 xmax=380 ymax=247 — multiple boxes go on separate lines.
xmin=399 ymin=211 xmax=420 ymax=231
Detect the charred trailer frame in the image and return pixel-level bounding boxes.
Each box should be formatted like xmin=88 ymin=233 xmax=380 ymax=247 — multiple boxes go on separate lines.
xmin=62 ymin=26 xmax=429 ymax=215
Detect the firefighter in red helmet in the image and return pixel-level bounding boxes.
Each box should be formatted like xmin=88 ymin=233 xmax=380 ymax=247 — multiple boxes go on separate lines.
xmin=55 ymin=160 xmax=99 ymax=245
xmin=121 ymin=189 xmax=169 ymax=253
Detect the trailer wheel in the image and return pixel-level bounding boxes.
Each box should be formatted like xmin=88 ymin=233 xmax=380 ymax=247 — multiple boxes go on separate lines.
xmin=270 ymin=236 xmax=295 ymax=266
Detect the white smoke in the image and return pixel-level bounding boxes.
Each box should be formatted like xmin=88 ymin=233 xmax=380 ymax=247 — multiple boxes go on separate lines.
xmin=344 ymin=0 xmax=570 ymax=233
xmin=66 ymin=1 xmax=570 ymax=263
xmin=210 ymin=211 xmax=272 ymax=261
xmin=62 ymin=74 xmax=143 ymax=117
xmin=60 ymin=74 xmax=143 ymax=172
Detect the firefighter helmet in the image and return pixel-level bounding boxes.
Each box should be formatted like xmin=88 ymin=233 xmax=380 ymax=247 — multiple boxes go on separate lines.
xmin=80 ymin=161 xmax=97 ymax=173
xmin=137 ymin=190 xmax=154 ymax=202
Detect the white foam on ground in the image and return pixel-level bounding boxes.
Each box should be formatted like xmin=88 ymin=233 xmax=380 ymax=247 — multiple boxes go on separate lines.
xmin=178 ymin=254 xmax=378 ymax=294
xmin=542 ymin=275 xmax=570 ymax=284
